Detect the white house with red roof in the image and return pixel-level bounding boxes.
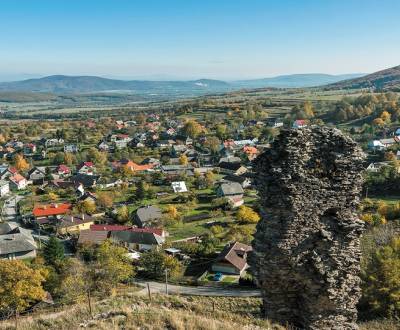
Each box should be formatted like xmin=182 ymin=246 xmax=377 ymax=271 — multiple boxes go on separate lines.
xmin=57 ymin=164 xmax=71 ymax=177
xmin=292 ymin=119 xmax=308 ymax=129
xmin=9 ymin=173 xmax=27 ymax=190
xmin=77 ymin=162 xmax=95 ymax=175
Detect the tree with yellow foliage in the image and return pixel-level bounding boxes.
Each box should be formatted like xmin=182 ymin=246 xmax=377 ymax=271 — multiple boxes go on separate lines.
xmin=372 ymin=117 xmax=385 ymax=127
xmin=165 ymin=205 xmax=181 ymax=221
xmin=236 ymin=205 xmax=260 ymax=223
xmin=75 ymin=200 xmax=96 ymax=215
xmin=380 ymin=110 xmax=391 ymax=124
xmin=179 ymin=154 xmax=189 ymax=166
xmin=182 ymin=119 xmax=203 ymax=138
xmin=303 ymin=101 xmax=315 ymax=118
xmin=0 ymin=260 xmax=47 ymax=317
xmin=95 ymin=240 xmax=134 ymax=292
xmin=14 ymin=154 xmax=29 ymax=172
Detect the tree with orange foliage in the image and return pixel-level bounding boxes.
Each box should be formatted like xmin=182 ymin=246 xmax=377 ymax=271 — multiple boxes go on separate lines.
xmin=14 ymin=154 xmax=29 ymax=172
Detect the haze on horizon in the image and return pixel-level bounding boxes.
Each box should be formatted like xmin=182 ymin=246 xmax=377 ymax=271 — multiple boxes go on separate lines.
xmin=1 ymin=0 xmax=399 ymax=81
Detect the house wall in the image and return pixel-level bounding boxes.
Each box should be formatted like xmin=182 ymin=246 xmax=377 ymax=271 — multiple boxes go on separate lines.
xmin=0 ymin=249 xmax=37 ymax=260
xmin=211 ymin=262 xmax=241 ymax=275
xmin=138 ymin=243 xmax=155 ymax=251
xmin=0 ymin=184 xmax=9 ymax=196
xmin=59 ymin=221 xmax=94 ymax=235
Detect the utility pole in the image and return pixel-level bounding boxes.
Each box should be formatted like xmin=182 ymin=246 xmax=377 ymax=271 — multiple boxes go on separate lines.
xmin=38 ymin=227 xmax=41 ymax=249
xmin=147 ymin=283 xmax=151 ymax=301
xmin=165 ymin=269 xmax=168 ymax=295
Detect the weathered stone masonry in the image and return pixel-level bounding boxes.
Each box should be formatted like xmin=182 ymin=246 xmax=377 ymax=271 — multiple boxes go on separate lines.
xmin=250 ymin=126 xmax=365 ymax=330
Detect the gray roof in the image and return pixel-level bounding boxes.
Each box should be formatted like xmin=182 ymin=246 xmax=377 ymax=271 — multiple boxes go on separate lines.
xmin=0 ymin=223 xmax=17 ymax=235
xmin=59 ymin=214 xmax=94 ymax=228
xmin=136 ymin=206 xmax=162 ymax=224
xmin=0 ymin=226 xmax=37 ymax=255
xmin=78 ymin=230 xmax=109 ymax=245
xmin=219 ymin=182 xmax=244 ymax=196
xmin=110 ymin=231 xmax=164 ymax=246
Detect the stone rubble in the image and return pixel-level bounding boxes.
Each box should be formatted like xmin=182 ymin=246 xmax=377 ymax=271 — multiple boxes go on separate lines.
xmin=250 ymin=126 xmax=365 ymax=330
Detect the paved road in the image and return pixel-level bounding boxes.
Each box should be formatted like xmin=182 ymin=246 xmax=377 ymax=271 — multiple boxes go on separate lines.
xmin=135 ymin=280 xmax=261 ymax=297
xmin=2 ymin=194 xmax=50 ymax=244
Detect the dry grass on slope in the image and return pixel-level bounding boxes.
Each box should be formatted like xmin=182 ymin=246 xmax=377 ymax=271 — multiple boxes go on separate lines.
xmin=0 ymin=292 xmax=397 ymax=330
xmin=0 ymin=294 xmax=282 ymax=330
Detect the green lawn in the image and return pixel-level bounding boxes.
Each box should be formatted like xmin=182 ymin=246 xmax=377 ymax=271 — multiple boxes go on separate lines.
xmin=368 ymin=196 xmax=400 ymax=205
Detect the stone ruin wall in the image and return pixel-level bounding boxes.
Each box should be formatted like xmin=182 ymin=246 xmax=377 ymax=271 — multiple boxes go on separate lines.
xmin=250 ymin=126 xmax=365 ymax=330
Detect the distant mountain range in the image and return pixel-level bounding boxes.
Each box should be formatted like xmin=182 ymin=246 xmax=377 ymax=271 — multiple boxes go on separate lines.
xmin=0 ymin=73 xmax=366 ymax=95
xmin=234 ymin=73 xmax=364 ymax=89
xmin=0 ymin=75 xmax=229 ymax=94
xmin=325 ymin=65 xmax=400 ymax=91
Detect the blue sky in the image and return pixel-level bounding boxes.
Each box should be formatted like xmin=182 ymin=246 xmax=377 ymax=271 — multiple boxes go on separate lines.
xmin=0 ymin=0 xmax=400 ymax=80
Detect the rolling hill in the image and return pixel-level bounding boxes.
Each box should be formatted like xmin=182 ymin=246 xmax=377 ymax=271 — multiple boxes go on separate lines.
xmin=325 ymin=65 xmax=400 ymax=91
xmin=0 ymin=73 xmax=366 ymax=97
xmin=0 ymin=75 xmax=230 ymax=94
xmin=233 ymin=73 xmax=364 ymax=89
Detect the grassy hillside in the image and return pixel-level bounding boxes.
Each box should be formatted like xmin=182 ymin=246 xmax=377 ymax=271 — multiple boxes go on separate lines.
xmin=325 ymin=65 xmax=400 ymax=91
xmin=0 ymin=290 xmax=397 ymax=330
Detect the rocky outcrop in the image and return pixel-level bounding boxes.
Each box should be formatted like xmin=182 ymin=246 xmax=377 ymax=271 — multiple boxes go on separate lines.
xmin=250 ymin=126 xmax=365 ymax=330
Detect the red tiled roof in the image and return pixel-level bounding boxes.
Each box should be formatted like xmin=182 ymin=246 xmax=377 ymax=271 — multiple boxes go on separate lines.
xmin=295 ymin=119 xmax=307 ymax=125
xmin=113 ymin=160 xmax=154 ymax=172
xmin=78 ymin=162 xmax=94 ymax=168
xmin=33 ymin=203 xmax=71 ymax=217
xmin=243 ymin=146 xmax=258 ymax=154
xmin=57 ymin=164 xmax=70 ymax=173
xmin=8 ymin=167 xmax=18 ymax=174
xmin=10 ymin=173 xmax=25 ymax=183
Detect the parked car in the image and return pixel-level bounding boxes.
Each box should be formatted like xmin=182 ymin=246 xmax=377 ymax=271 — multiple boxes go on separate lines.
xmin=213 ymin=272 xmax=223 ymax=281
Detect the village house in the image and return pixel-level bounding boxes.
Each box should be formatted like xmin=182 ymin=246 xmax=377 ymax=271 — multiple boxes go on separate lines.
xmin=134 ymin=205 xmax=163 ymax=228
xmin=222 ymin=175 xmax=252 ymax=188
xmin=218 ymin=162 xmax=248 ymax=176
xmin=242 ymin=146 xmax=259 ymax=161
xmin=211 ymin=241 xmax=252 ymax=275
xmin=292 ymin=119 xmax=308 ymax=129
xmin=216 ymin=182 xmax=245 ymax=208
xmin=0 ymin=223 xmax=37 ymax=260
xmin=366 ymin=162 xmax=398 ymax=173
xmin=0 ymin=180 xmax=9 ymax=197
xmin=161 ymin=164 xmax=194 ymax=177
xmin=217 ymin=182 xmax=244 ymax=197
xmin=368 ymin=140 xmax=386 ymax=151
xmin=9 ymin=173 xmax=28 ymax=190
xmin=40 ymin=138 xmax=64 ymax=148
xmin=23 ymin=143 xmax=37 ymax=155
xmin=32 ymin=203 xmax=72 ymax=225
xmin=71 ymin=173 xmax=98 ymax=188
xmin=56 ymin=164 xmax=71 ymax=177
xmin=77 ymin=162 xmax=95 ymax=175
xmin=109 ymin=134 xmax=132 ymax=149
xmin=0 ymin=166 xmax=17 ymax=180
xmin=171 ymin=181 xmax=188 ymax=193
xmin=97 ymin=141 xmax=111 ymax=152
xmin=112 ymin=159 xmax=154 ymax=173
xmin=57 ymin=214 xmax=95 ymax=235
xmin=78 ymin=225 xmax=167 ymax=246
xmin=110 ymin=230 xmax=164 ymax=251
xmin=27 ymin=166 xmax=47 ymax=185
xmin=64 ymin=144 xmax=79 ymax=153
xmin=267 ymin=118 xmax=284 ymax=128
